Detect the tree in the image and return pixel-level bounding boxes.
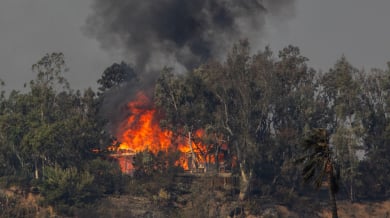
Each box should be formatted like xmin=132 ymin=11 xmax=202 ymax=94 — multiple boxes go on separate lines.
xmin=263 ymin=45 xmax=316 ymax=196
xmin=195 ymin=40 xmax=276 ymax=200
xmin=39 ymin=166 xmax=98 ymax=215
xmin=84 ymin=158 xmax=123 ymax=195
xmin=296 ymin=128 xmax=339 ymax=218
xmin=332 ymin=124 xmax=362 ymax=201
xmin=0 ymin=78 xmax=4 ymax=102
xmin=27 ymin=53 xmax=70 ymax=179
xmin=0 ymin=91 xmax=37 ymax=184
xmin=97 ymin=61 xmax=137 ymax=94
xmin=0 ymin=79 xmax=10 ymax=176
xmin=30 ymin=52 xmax=70 ymax=91
xmin=155 ymin=67 xmax=219 ymax=171
xmin=0 ymin=53 xmax=110 ymax=186
xmin=357 ymin=63 xmax=390 ymax=199
xmin=319 ymin=57 xmax=364 ymax=202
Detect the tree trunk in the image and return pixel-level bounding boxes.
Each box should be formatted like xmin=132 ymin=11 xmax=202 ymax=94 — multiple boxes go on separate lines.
xmin=348 ymin=136 xmax=355 ymax=202
xmin=234 ymin=141 xmax=253 ymax=201
xmin=327 ymin=165 xmax=338 ymax=218
xmin=350 ymin=180 xmax=354 ymax=203
xmin=238 ymin=164 xmax=252 ymax=201
xmin=215 ymin=145 xmax=220 ymax=172
xmin=12 ymin=143 xmax=24 ymax=168
xmin=188 ymin=132 xmax=198 ymax=171
xmin=34 ymin=158 xmax=39 ymax=179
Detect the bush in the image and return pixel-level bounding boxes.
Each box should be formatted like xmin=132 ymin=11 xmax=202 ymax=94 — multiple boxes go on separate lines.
xmin=84 ymin=158 xmax=123 ymax=195
xmin=133 ymin=150 xmax=183 ymax=179
xmin=39 ymin=166 xmax=99 ymax=215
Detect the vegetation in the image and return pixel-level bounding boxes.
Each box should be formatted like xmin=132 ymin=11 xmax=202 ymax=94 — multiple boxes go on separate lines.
xmin=296 ymin=128 xmax=339 ymax=218
xmin=1 ymin=42 xmax=390 ymax=216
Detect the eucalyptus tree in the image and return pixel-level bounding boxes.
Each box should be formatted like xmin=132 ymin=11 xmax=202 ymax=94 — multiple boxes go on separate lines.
xmin=193 ymin=40 xmax=277 ymax=200
xmin=155 ymin=41 xmax=317 ymax=200
xmin=26 ymin=53 xmax=71 ymax=179
xmin=155 ymin=67 xmax=218 ymax=170
xmin=0 ymin=91 xmax=32 ymax=183
xmin=356 ymin=64 xmax=390 ymax=199
xmin=0 ymin=81 xmax=26 ymax=179
xmin=271 ymin=45 xmax=315 ymax=135
xmin=318 ymin=57 xmax=364 ymax=201
xmin=1 ymin=53 xmax=106 ymax=181
xmin=359 ymin=68 xmax=387 ymax=149
xmin=265 ymin=46 xmax=316 ymax=193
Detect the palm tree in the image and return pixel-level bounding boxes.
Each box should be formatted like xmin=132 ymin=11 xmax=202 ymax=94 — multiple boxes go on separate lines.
xmin=296 ymin=128 xmax=339 ymax=218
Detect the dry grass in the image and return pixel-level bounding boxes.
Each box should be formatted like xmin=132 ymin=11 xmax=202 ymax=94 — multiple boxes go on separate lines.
xmin=319 ymin=200 xmax=390 ymax=218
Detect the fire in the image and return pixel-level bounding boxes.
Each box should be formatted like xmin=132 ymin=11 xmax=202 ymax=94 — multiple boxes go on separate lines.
xmin=115 ymin=92 xmax=172 ymax=153
xmin=109 ymin=92 xmax=217 ymax=173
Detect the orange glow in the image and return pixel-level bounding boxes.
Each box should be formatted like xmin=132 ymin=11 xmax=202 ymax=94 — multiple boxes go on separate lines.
xmin=109 ymin=92 xmax=219 ymax=173
xmin=115 ymin=92 xmax=171 ymax=153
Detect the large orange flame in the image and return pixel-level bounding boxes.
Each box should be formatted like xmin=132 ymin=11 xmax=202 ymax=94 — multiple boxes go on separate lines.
xmin=109 ymin=92 xmax=216 ymax=173
xmin=116 ymin=92 xmax=171 ymax=153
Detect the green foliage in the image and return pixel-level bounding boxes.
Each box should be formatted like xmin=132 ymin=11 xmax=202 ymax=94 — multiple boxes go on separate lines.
xmin=30 ymin=52 xmax=69 ymax=91
xmin=155 ymin=42 xmax=318 ymax=200
xmin=125 ymin=150 xmax=184 ymax=201
xmin=133 ymin=150 xmax=183 ymax=178
xmin=0 ymin=52 xmax=111 ymax=216
xmin=39 ymin=166 xmax=98 ymax=213
xmin=197 ymin=41 xmax=273 ymax=171
xmin=0 ymin=53 xmax=109 ymax=183
xmin=353 ymin=64 xmax=390 ymax=200
xmin=0 ymin=78 xmax=4 ymax=102
xmin=38 ymin=159 xmax=123 ymax=215
xmin=84 ymin=158 xmax=123 ymax=195
xmin=296 ymin=128 xmax=339 ymax=218
xmin=97 ymin=61 xmax=137 ymax=93
xmin=296 ymin=129 xmax=337 ymax=189
xmin=3 ymin=43 xmax=390 ymax=215
xmin=356 ymin=118 xmax=390 ymax=199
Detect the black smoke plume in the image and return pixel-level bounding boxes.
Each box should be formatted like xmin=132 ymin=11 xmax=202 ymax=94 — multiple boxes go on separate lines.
xmin=84 ymin=0 xmax=295 ymax=74
xmin=85 ymin=0 xmax=295 ymax=137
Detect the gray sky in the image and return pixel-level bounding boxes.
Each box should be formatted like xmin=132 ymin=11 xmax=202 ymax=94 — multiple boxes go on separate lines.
xmin=265 ymin=0 xmax=390 ymax=71
xmin=1 ymin=0 xmax=390 ymax=92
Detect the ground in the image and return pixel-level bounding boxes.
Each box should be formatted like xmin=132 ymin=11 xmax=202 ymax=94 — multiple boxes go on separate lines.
xmin=2 ymin=175 xmax=390 ymax=217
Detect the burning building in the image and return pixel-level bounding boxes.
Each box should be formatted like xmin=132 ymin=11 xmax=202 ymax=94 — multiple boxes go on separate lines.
xmin=107 ymin=91 xmax=224 ymax=174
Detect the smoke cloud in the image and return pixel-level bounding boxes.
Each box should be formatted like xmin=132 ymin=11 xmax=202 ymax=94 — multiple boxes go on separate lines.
xmin=84 ymin=0 xmax=296 ymax=74
xmin=84 ymin=0 xmax=295 ymax=138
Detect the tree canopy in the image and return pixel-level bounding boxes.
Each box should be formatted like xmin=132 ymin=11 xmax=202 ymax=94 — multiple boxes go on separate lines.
xmin=1 ymin=44 xmax=390 ymax=216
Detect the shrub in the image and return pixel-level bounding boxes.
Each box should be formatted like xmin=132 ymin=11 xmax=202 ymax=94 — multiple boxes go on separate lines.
xmin=39 ymin=166 xmax=99 ymax=215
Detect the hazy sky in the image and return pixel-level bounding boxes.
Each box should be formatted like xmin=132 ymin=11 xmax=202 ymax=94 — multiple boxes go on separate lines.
xmin=1 ymin=0 xmax=390 ymax=92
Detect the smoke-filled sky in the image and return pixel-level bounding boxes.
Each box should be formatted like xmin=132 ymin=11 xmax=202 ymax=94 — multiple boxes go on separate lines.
xmin=1 ymin=0 xmax=390 ymax=92
xmin=84 ymin=0 xmax=295 ymax=74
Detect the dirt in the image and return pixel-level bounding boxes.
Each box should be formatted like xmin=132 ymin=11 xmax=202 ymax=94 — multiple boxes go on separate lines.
xmin=320 ymin=201 xmax=390 ymax=218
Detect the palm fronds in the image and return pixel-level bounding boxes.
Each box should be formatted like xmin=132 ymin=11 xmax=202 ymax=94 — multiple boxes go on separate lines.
xmin=296 ymin=128 xmax=335 ymax=189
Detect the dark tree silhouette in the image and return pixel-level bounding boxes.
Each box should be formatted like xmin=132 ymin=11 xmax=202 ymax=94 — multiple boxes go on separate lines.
xmin=296 ymin=128 xmax=339 ymax=218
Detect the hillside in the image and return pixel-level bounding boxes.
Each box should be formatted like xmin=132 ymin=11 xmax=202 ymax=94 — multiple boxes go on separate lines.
xmin=2 ymin=173 xmax=390 ymax=217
